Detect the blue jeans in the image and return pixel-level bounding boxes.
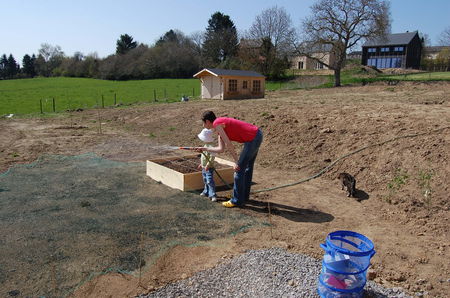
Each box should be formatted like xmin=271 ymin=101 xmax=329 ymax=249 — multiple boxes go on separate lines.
xmin=201 ymin=168 xmax=216 ymax=198
xmin=231 ymin=129 xmax=263 ymax=206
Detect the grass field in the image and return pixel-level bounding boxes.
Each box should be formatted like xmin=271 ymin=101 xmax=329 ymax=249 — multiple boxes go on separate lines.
xmin=2 ymin=72 xmax=449 ymax=115
xmin=309 ymin=71 xmax=450 ymax=88
xmin=383 ymin=71 xmax=450 ymax=81
xmin=0 ymin=77 xmax=294 ymax=116
xmin=0 ymin=77 xmax=201 ymax=115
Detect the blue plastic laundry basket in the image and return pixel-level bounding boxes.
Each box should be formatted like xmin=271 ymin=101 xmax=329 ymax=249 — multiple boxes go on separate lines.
xmin=318 ymin=231 xmax=376 ymax=298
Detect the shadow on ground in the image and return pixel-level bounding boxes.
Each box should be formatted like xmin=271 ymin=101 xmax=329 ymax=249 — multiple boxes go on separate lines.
xmin=354 ymin=189 xmax=370 ymax=202
xmin=244 ymin=200 xmax=334 ymax=223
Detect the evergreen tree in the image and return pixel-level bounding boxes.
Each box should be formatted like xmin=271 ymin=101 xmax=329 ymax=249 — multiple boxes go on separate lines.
xmin=202 ymin=12 xmax=238 ymax=65
xmin=156 ymin=29 xmax=180 ymax=46
xmin=116 ymin=34 xmax=138 ymax=55
xmin=22 ymin=54 xmax=36 ymax=77
xmin=0 ymin=54 xmax=7 ymax=79
xmin=6 ymin=54 xmax=19 ymax=78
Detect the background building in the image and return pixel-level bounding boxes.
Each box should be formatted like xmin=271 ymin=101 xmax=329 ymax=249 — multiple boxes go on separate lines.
xmin=290 ymin=44 xmax=336 ymax=70
xmin=361 ymin=31 xmax=423 ymax=69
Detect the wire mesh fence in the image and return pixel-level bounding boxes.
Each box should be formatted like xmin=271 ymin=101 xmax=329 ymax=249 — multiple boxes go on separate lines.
xmin=0 ymin=153 xmax=260 ymax=297
xmin=36 ymin=87 xmax=200 ymax=114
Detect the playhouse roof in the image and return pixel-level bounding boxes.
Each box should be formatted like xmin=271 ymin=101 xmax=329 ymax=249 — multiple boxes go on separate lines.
xmin=193 ymin=68 xmax=265 ymax=78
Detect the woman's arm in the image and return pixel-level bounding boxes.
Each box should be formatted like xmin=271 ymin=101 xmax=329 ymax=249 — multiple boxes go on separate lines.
xmin=202 ymin=128 xmax=225 ymax=154
xmin=214 ymin=126 xmax=239 ymax=167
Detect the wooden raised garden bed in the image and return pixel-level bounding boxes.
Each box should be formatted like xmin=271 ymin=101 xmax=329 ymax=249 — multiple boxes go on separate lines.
xmin=146 ymin=154 xmax=234 ymax=191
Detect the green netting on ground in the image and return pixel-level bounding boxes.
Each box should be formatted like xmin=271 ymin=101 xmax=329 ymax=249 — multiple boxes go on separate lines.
xmin=0 ymin=153 xmax=260 ymax=297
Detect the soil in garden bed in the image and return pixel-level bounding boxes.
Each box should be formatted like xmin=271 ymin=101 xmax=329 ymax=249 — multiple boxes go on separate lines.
xmin=155 ymin=155 xmax=229 ymax=174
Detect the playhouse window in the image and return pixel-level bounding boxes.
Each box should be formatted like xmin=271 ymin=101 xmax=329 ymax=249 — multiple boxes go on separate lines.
xmin=252 ymin=80 xmax=261 ymax=92
xmin=229 ymin=79 xmax=237 ymax=92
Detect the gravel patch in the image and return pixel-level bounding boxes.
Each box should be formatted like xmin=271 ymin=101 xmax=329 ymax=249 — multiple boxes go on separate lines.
xmin=139 ymin=247 xmax=411 ymax=298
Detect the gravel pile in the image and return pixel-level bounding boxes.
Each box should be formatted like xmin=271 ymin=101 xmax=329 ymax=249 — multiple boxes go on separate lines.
xmin=139 ymin=247 xmax=411 ymax=298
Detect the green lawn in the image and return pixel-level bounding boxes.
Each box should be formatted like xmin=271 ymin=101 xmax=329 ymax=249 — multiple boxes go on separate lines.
xmin=312 ymin=71 xmax=450 ymax=87
xmin=382 ymin=72 xmax=450 ymax=81
xmin=0 ymin=77 xmax=201 ymax=115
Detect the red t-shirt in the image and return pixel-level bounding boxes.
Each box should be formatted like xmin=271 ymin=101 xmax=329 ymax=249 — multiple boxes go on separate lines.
xmin=213 ymin=117 xmax=258 ymax=143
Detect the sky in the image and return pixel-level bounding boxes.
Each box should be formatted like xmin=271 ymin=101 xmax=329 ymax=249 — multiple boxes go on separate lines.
xmin=1 ymin=0 xmax=449 ymax=62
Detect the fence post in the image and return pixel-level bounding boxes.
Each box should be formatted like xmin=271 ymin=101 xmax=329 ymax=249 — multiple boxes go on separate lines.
xmin=153 ymin=89 xmax=156 ymax=101
xmin=101 ymin=95 xmax=104 ymax=108
xmin=114 ymin=93 xmax=117 ymax=105
xmin=192 ymin=88 xmax=195 ymax=97
xmin=52 ymin=98 xmax=55 ymax=112
xmin=40 ymin=99 xmax=43 ymax=114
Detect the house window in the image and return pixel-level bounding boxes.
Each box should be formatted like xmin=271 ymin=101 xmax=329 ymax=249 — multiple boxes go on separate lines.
xmin=380 ymin=47 xmax=390 ymax=52
xmin=229 ymin=79 xmax=237 ymax=92
xmin=367 ymin=58 xmax=377 ymax=67
xmin=368 ymin=57 xmax=402 ymax=69
xmin=392 ymin=57 xmax=402 ymax=67
xmin=243 ymin=80 xmax=248 ymax=89
xmin=394 ymin=46 xmax=404 ymax=52
xmin=252 ymin=80 xmax=261 ymax=93
xmin=368 ymin=48 xmax=376 ymax=53
xmin=315 ymin=62 xmax=324 ymax=69
xmin=298 ymin=61 xmax=304 ymax=69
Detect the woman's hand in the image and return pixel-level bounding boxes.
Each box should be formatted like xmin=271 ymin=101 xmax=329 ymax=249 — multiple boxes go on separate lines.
xmin=195 ymin=147 xmax=206 ymax=152
xmin=233 ymin=163 xmax=240 ymax=172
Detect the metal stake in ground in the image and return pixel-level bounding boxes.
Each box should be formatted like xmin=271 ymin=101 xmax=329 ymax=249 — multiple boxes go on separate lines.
xmin=138 ymin=232 xmax=143 ymax=288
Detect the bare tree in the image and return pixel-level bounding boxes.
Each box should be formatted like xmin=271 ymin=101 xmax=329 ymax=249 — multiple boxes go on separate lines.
xmin=38 ymin=43 xmax=64 ymax=62
xmin=247 ymin=6 xmax=296 ymax=56
xmin=242 ymin=6 xmax=295 ymax=77
xmin=298 ymin=0 xmax=390 ymax=86
xmin=438 ymin=26 xmax=450 ymax=46
xmin=36 ymin=43 xmax=65 ymax=76
xmin=190 ymin=31 xmax=206 ymax=68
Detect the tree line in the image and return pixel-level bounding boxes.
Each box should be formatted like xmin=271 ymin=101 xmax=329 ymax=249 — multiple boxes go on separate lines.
xmin=1 ymin=10 xmax=292 ymax=81
xmin=6 ymin=1 xmax=448 ymax=86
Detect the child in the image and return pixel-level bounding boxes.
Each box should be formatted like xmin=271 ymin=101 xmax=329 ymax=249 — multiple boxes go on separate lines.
xmin=197 ymin=128 xmax=217 ymax=202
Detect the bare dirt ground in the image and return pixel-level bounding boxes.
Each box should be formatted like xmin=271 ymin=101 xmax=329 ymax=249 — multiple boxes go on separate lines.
xmin=1 ymin=81 xmax=449 ymax=297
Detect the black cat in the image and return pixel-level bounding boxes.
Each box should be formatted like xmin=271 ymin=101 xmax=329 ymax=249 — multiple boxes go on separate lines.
xmin=337 ymin=172 xmax=356 ymax=198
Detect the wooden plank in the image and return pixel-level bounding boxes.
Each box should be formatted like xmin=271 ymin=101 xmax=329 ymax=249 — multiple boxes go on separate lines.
xmin=215 ymin=156 xmax=234 ymax=166
xmin=146 ymin=160 xmax=185 ymax=191
xmin=183 ymin=172 xmax=206 ymax=191
xmin=146 ymin=155 xmax=234 ymax=191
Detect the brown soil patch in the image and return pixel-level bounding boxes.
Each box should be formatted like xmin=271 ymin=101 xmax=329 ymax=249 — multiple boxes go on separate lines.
xmin=156 ymin=155 xmax=202 ymax=173
xmin=155 ymin=155 xmax=228 ymax=174
xmin=1 ymin=81 xmax=449 ymax=297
